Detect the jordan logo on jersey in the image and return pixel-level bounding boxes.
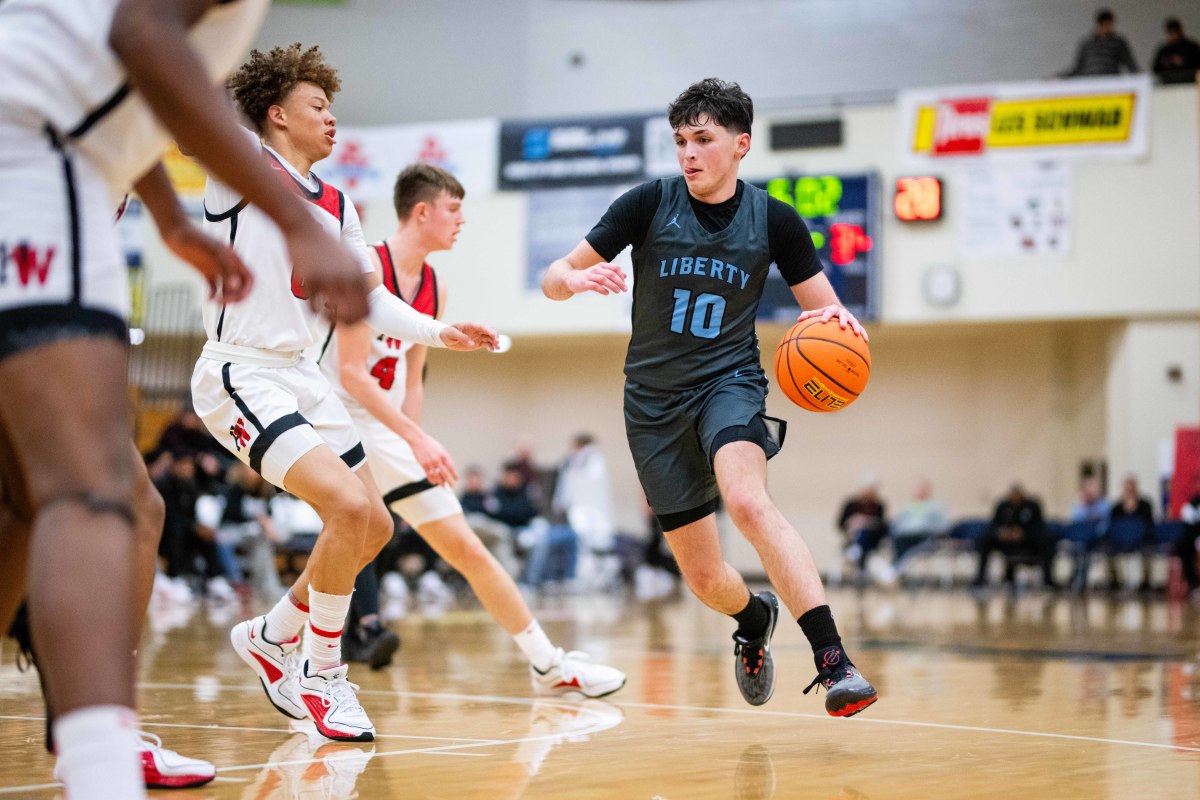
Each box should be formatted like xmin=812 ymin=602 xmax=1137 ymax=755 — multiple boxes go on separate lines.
xmin=230 ymin=418 xmax=251 ymax=451
xmin=0 ymin=242 xmax=56 ymax=288
xmin=666 ymin=214 xmax=681 ymax=229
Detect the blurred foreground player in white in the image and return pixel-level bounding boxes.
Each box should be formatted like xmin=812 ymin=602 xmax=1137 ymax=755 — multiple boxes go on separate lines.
xmin=321 ymin=164 xmax=625 ymax=698
xmin=0 ymin=0 xmax=377 ymax=796
xmin=192 ymin=45 xmax=498 ymax=741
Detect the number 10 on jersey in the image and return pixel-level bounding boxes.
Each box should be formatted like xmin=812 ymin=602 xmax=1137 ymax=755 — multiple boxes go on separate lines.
xmin=670 ymin=288 xmax=726 ymax=339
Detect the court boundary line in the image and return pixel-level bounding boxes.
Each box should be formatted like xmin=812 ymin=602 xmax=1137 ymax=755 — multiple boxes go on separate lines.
xmin=2 ymin=678 xmax=1196 ymax=794
xmin=139 ymin=681 xmax=1200 ymax=755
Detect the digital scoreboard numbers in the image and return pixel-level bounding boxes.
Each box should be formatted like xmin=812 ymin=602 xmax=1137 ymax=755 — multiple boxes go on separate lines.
xmin=751 ymin=173 xmax=880 ymax=323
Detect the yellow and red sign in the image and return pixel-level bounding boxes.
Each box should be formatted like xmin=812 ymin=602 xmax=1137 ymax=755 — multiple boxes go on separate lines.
xmin=899 ymin=76 xmax=1150 ymax=165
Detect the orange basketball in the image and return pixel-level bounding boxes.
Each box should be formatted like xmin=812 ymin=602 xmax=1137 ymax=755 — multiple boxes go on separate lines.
xmin=774 ymin=319 xmax=870 ymax=412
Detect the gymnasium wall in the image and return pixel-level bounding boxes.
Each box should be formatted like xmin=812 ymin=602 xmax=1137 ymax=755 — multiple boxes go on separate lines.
xmin=418 ymin=320 xmax=1118 ymax=571
xmin=256 ymin=0 xmax=1193 ymax=124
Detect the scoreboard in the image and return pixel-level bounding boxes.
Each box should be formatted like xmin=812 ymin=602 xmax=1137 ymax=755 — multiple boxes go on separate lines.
xmin=750 ymin=173 xmax=880 ymax=323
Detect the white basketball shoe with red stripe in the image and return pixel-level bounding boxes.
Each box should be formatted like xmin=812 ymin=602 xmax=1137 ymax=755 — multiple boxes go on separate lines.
xmin=297 ymin=660 xmax=376 ymax=742
xmin=139 ymin=730 xmax=216 ymax=788
xmin=230 ymin=616 xmax=306 ymax=720
xmin=54 ymin=730 xmax=216 ymax=789
xmin=530 ymin=649 xmax=626 ymax=698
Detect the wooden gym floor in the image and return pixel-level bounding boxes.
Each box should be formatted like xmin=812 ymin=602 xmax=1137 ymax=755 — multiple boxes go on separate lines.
xmin=2 ymin=587 xmax=1199 ymax=799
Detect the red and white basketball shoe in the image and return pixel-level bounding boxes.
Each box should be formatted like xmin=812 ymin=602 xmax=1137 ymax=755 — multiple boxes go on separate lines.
xmin=139 ymin=730 xmax=216 ymax=788
xmin=297 ymin=660 xmax=376 ymax=742
xmin=230 ymin=616 xmax=306 ymax=720
xmin=55 ymin=730 xmax=215 ymax=789
xmin=530 ymin=649 xmax=626 ymax=698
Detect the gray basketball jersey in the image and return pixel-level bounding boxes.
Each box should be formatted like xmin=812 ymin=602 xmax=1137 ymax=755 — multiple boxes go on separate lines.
xmin=626 ymin=177 xmax=772 ymax=390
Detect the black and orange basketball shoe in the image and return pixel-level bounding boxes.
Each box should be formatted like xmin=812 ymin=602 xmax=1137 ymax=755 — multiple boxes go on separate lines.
xmin=733 ymin=591 xmax=780 ymax=705
xmin=803 ymin=645 xmax=878 ymax=717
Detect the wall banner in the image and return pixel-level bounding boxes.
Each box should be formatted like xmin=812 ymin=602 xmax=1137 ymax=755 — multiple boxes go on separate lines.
xmin=898 ymin=75 xmax=1151 ymax=167
xmin=324 ymin=118 xmax=499 ymax=202
xmin=499 ymin=115 xmax=646 ymax=190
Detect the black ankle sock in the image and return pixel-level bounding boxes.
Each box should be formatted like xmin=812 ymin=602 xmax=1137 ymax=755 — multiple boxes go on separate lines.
xmin=797 ymin=605 xmax=842 ymax=654
xmin=731 ymin=594 xmax=770 ymax=639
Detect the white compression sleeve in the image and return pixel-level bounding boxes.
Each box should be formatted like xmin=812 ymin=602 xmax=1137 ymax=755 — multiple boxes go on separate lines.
xmin=366 ymin=284 xmax=449 ymax=348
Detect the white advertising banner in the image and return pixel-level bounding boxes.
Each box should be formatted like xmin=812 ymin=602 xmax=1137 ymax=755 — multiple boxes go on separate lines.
xmin=323 ymin=118 xmax=499 ymax=201
xmin=959 ymin=160 xmax=1073 ymax=259
xmin=898 ymin=75 xmax=1151 ymax=167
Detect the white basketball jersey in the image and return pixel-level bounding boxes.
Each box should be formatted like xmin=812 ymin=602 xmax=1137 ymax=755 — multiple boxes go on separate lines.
xmin=321 ymin=243 xmax=441 ymax=414
xmin=201 ymin=140 xmax=372 ymax=353
xmin=0 ymin=0 xmax=270 ymax=200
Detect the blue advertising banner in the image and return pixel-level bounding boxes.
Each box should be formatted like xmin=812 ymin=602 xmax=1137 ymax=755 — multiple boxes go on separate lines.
xmin=499 ymin=116 xmax=646 ymax=190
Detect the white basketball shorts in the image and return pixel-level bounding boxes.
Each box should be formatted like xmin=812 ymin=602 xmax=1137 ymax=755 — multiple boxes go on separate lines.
xmin=350 ymin=411 xmax=462 ymax=527
xmin=192 ymin=353 xmax=365 ymax=489
xmin=0 ymin=118 xmax=128 ymax=361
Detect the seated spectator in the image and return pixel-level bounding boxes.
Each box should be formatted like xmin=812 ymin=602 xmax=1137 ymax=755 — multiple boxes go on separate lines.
xmin=891 ymin=478 xmax=949 ymax=574
xmin=555 ymin=433 xmax=618 ymax=588
xmin=1060 ymin=8 xmax=1138 ymax=77
xmin=519 ymin=459 xmax=579 ymax=592
xmin=490 ymin=461 xmax=541 ymax=530
xmin=1175 ymin=475 xmax=1200 ymax=597
xmin=152 ymin=406 xmax=229 ymax=491
xmin=1104 ymin=474 xmax=1157 ymax=591
xmin=154 ymin=450 xmax=224 ymax=597
xmin=459 ymin=465 xmax=521 ymax=577
xmin=1070 ymin=476 xmax=1111 ymax=527
xmin=460 ymin=465 xmax=489 ymax=516
xmin=1153 ymin=17 xmax=1200 ymax=84
xmin=973 ymin=484 xmax=1058 ymax=589
xmin=837 ymin=474 xmax=888 ymax=581
xmin=195 ymin=462 xmax=283 ymax=600
xmin=1067 ymin=476 xmax=1110 ymax=588
xmin=508 ymin=437 xmax=552 ymax=515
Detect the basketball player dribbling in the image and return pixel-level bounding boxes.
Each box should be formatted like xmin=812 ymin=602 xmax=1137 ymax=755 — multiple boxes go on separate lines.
xmin=190 ymin=44 xmax=499 ymax=743
xmin=0 ymin=1 xmax=376 ymax=796
xmin=542 ymin=78 xmax=878 ymax=716
xmin=320 ymin=163 xmax=626 ymax=698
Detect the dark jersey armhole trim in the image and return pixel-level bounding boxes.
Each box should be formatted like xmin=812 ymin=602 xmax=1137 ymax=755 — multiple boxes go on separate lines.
xmin=67 ymin=83 xmax=131 ymax=140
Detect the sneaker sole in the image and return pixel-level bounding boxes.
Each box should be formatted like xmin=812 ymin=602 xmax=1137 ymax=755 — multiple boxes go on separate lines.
xmin=310 ymin=725 xmax=376 ymax=743
xmin=145 ymin=772 xmax=216 ymax=789
xmin=230 ymin=622 xmax=305 ymax=721
xmin=737 ymin=593 xmax=779 ymax=707
xmin=829 ymin=693 xmax=879 ymax=718
xmin=582 ymin=676 xmax=627 ymax=699
xmin=532 ymin=675 xmax=627 ymax=699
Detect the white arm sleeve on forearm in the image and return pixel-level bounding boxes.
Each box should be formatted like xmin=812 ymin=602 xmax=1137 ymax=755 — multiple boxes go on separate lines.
xmin=367 ymin=284 xmax=449 ymax=348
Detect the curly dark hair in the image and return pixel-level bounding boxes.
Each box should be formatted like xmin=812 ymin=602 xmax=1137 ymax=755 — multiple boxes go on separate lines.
xmin=667 ymin=78 xmax=753 ymax=135
xmin=228 ymin=43 xmax=342 ymax=132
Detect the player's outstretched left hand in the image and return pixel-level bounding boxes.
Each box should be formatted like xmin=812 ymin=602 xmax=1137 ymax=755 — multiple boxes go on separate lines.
xmin=440 ymin=322 xmax=501 ymax=351
xmin=796 ymin=304 xmax=869 ymax=341
xmin=163 ymin=222 xmax=254 ymax=303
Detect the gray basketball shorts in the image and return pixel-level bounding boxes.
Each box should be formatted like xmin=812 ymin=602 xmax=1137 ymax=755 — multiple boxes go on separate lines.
xmin=624 ymin=365 xmax=786 ymax=527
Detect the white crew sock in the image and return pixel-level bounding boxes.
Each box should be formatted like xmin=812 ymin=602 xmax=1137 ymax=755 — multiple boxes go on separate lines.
xmin=264 ymin=591 xmax=309 ymax=644
xmin=306 ymin=588 xmax=353 ymax=670
xmin=54 ymin=705 xmax=145 ymax=800
xmin=513 ymin=620 xmax=558 ymax=672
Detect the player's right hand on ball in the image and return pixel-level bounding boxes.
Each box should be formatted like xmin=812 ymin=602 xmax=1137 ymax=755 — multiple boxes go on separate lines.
xmin=284 ymin=226 xmax=370 ymax=324
xmin=565 ymin=262 xmax=628 ymax=296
